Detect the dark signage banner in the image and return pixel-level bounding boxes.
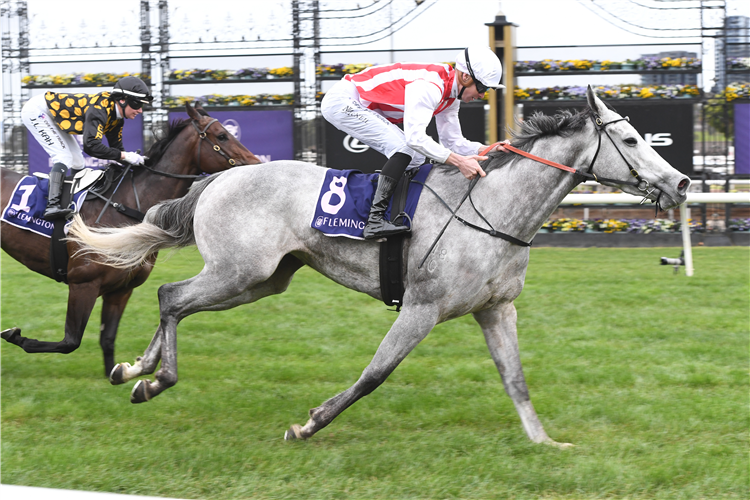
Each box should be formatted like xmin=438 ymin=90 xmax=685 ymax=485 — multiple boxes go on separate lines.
xmin=735 ymin=103 xmax=749 ymax=175
xmin=522 ymin=101 xmax=695 ymax=176
xmin=325 ymin=102 xmax=486 ymax=173
xmin=27 ymin=114 xmax=143 ymax=175
xmin=168 ymin=109 xmax=294 ymax=163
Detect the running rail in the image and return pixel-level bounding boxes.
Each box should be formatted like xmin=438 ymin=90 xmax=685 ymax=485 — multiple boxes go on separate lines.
xmin=556 ymin=192 xmax=750 ymax=277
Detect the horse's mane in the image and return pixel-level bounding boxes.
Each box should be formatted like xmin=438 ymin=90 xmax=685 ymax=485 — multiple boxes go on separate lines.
xmin=481 ymin=107 xmax=596 ymax=173
xmin=143 ymin=108 xmax=210 ymax=167
xmin=434 ymin=105 xmax=608 ymax=176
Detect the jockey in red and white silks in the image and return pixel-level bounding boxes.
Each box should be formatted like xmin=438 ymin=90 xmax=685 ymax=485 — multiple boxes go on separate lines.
xmin=321 ymin=45 xmax=506 ymax=240
xmin=329 ymin=62 xmax=477 ymax=168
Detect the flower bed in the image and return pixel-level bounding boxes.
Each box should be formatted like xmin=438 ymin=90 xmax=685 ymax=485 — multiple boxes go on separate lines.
xmin=728 ymin=57 xmax=750 ymax=70
xmin=514 ymin=84 xmax=701 ymax=101
xmin=715 ymin=82 xmax=750 ymax=102
xmin=22 ymin=72 xmax=149 ymax=86
xmin=540 ymin=218 xmax=708 ymax=233
xmin=541 ymin=218 xmax=750 ymax=234
xmin=515 ymin=56 xmax=701 ymax=73
xmin=163 ymin=93 xmax=294 ymax=107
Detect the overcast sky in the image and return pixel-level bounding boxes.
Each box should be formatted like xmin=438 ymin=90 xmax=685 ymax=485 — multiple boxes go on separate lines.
xmin=9 ymin=0 xmax=750 ymax=98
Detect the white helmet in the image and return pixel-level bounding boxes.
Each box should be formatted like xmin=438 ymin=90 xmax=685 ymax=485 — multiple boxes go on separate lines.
xmin=455 ymin=46 xmax=504 ymax=91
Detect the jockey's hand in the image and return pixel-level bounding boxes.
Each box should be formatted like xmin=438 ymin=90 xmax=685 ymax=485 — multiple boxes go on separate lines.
xmin=121 ymin=151 xmax=147 ymax=166
xmin=447 ymin=152 xmax=487 ymax=180
xmin=485 ymin=140 xmax=511 ymax=153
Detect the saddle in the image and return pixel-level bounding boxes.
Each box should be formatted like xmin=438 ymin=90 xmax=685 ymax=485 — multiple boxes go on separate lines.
xmin=32 ymin=165 xmax=144 ymax=283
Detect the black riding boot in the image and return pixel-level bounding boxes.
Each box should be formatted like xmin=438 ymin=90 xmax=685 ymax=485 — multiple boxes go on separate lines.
xmin=43 ymin=163 xmax=72 ymax=221
xmin=363 ymin=174 xmax=409 ymax=240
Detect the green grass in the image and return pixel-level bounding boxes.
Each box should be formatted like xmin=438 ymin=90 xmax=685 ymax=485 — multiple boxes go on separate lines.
xmin=2 ymin=247 xmax=748 ymax=499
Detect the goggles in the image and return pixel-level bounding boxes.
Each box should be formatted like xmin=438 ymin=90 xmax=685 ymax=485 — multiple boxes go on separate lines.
xmin=125 ymin=95 xmax=153 ymax=110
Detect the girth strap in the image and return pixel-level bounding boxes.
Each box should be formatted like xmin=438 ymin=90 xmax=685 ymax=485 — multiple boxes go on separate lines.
xmin=379 ymin=167 xmax=420 ymax=310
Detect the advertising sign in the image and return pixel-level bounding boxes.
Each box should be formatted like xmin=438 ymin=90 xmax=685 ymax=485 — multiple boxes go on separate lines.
xmin=735 ymin=103 xmax=750 ymax=175
xmin=168 ymin=109 xmax=294 ymax=163
xmin=27 ymin=114 xmax=143 ymax=175
xmin=522 ymin=101 xmax=695 ymax=176
xmin=325 ymin=102 xmax=486 ymax=173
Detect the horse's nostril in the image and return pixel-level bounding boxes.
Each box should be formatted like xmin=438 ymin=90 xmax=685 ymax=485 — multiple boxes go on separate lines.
xmin=678 ymin=178 xmax=690 ymax=193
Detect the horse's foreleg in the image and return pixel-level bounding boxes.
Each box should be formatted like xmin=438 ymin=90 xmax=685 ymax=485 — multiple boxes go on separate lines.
xmin=1 ymin=282 xmax=99 ymax=355
xmin=473 ymin=303 xmax=573 ymax=448
xmin=100 ymin=289 xmax=133 ymax=378
xmin=285 ymin=304 xmax=439 ymax=441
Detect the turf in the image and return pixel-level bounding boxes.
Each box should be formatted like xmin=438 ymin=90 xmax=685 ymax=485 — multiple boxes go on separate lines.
xmin=2 ymin=246 xmax=748 ymax=499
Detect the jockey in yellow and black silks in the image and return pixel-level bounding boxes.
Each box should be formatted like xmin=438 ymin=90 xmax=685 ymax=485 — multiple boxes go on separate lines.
xmin=21 ymin=76 xmax=153 ymax=220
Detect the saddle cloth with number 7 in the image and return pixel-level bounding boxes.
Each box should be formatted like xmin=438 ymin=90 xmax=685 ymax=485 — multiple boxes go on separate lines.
xmin=310 ymin=165 xmax=433 ymax=240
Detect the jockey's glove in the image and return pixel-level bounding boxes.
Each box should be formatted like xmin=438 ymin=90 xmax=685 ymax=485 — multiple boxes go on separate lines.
xmin=122 ymin=151 xmax=147 ymax=166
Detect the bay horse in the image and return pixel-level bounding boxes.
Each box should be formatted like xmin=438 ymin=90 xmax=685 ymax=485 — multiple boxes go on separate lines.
xmin=68 ymin=87 xmax=689 ymax=446
xmin=1 ymin=102 xmax=260 ymax=376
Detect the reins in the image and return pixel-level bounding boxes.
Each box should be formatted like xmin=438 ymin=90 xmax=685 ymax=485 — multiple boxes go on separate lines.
xmin=418 ymin=109 xmax=659 ymax=267
xmin=91 ymin=117 xmax=234 ymax=222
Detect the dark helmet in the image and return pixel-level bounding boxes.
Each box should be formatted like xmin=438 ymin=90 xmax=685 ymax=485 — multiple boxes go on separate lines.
xmin=112 ymin=76 xmax=153 ymax=109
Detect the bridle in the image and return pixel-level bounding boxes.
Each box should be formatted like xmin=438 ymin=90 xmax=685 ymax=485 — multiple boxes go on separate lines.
xmin=500 ymin=108 xmax=658 ymax=204
xmin=417 ymin=106 xmax=661 ymax=265
xmin=191 ymin=118 xmax=238 ymax=170
xmin=92 ymin=118 xmax=239 ymax=222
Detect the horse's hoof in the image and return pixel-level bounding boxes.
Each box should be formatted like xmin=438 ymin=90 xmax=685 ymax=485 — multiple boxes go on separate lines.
xmin=545 ymin=439 xmax=575 ymax=449
xmin=109 ymin=363 xmax=130 ymax=385
xmin=1 ymin=327 xmax=21 ymax=344
xmin=130 ymin=380 xmax=151 ymax=404
xmin=284 ymin=424 xmax=304 ymax=441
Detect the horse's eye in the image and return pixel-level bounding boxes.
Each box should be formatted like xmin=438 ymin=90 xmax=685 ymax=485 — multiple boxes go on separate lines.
xmin=217 ymin=133 xmax=228 ymax=142
xmin=624 ymin=137 xmax=638 ymax=146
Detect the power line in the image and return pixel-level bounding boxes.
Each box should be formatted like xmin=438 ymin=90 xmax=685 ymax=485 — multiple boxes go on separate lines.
xmin=624 ymin=0 xmax=701 ymax=9
xmin=319 ymin=0 xmax=437 ymax=47
xmin=577 ymin=0 xmax=703 ymax=39
xmin=590 ymin=0 xmax=701 ymax=30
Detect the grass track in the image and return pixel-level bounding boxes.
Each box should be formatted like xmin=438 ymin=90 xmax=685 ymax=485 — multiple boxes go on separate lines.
xmin=2 ymin=246 xmax=748 ymax=499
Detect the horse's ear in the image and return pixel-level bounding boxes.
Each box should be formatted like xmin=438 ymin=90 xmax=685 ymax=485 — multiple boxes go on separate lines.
xmin=195 ymin=101 xmax=204 ymax=111
xmin=586 ymin=85 xmax=604 ymax=116
xmin=186 ymin=101 xmax=200 ymax=121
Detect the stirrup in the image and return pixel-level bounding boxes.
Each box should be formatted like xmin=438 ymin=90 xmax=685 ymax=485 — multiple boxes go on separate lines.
xmin=43 ymin=206 xmax=73 ymax=221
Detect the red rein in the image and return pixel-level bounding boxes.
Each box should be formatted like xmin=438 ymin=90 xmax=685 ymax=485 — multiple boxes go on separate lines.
xmin=481 ymin=142 xmax=577 ymax=174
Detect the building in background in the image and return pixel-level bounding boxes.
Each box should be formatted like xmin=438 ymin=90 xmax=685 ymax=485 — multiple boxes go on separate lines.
xmin=640 ymin=51 xmax=699 ymax=86
xmin=714 ymin=15 xmax=750 ymax=92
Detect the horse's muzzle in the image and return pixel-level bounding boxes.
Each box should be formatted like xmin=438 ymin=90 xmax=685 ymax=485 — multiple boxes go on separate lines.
xmin=655 ymin=176 xmax=690 ymax=210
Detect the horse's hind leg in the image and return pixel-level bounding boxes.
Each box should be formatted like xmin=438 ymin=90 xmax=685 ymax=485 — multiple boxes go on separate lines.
xmin=99 ymin=289 xmax=133 ymax=378
xmin=285 ymin=303 xmax=439 ymax=440
xmin=1 ymin=282 xmax=99 ymax=355
xmin=130 ymin=255 xmax=304 ymax=404
xmin=473 ymin=302 xmax=573 ymax=448
xmin=109 ymin=325 xmax=163 ymax=386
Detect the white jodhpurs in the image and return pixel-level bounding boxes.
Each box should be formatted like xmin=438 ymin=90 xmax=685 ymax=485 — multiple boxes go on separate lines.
xmin=321 ymin=79 xmax=426 ymax=167
xmin=22 ymin=93 xmax=85 ymax=171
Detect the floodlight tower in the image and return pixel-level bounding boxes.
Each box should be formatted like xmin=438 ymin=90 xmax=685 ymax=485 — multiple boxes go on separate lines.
xmin=292 ymin=0 xmax=322 ymax=165
xmin=1 ymin=0 xmax=29 ymax=172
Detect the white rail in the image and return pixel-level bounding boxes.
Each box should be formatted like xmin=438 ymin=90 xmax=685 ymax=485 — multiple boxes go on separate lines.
xmin=557 ymin=192 xmax=750 ymax=277
xmin=560 ymin=192 xmax=750 ymax=205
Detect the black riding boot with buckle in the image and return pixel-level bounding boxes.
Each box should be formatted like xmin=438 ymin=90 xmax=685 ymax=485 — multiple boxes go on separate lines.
xmin=43 ymin=163 xmax=72 ymax=221
xmin=363 ymin=152 xmax=412 ymax=240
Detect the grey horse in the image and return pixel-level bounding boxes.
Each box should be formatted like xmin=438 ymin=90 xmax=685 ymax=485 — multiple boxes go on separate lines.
xmin=68 ymin=87 xmax=690 ymax=447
